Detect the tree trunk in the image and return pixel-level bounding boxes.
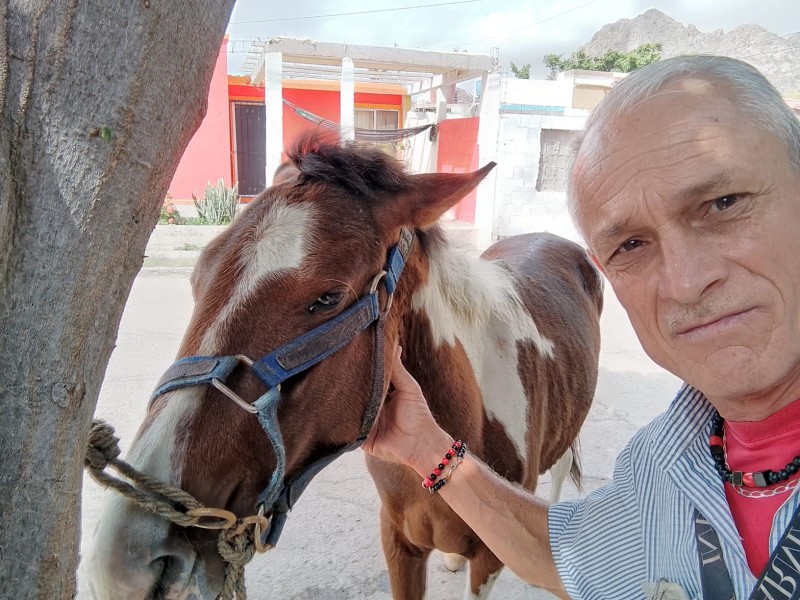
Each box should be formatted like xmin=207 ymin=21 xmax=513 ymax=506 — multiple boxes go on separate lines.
xmin=0 ymin=2 xmax=235 ymax=597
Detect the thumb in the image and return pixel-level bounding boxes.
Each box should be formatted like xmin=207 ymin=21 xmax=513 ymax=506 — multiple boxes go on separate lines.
xmin=390 ymin=346 xmax=421 ymax=394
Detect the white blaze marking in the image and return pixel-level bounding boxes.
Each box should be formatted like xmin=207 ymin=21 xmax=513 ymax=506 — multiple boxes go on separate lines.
xmin=87 ymin=389 xmax=200 ymax=597
xmin=126 ymin=388 xmax=199 ymax=481
xmin=411 ymin=239 xmax=555 ymax=462
xmin=200 ymin=201 xmax=315 ymax=354
xmin=89 ymin=203 xmax=315 ymax=597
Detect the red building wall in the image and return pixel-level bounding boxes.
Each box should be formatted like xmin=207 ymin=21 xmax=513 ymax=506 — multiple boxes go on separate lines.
xmin=436 ymin=117 xmax=480 ymax=224
xmin=283 ymin=88 xmax=340 ymax=149
xmin=230 ymin=83 xmax=404 ymax=152
xmin=168 ymin=39 xmax=232 ymax=203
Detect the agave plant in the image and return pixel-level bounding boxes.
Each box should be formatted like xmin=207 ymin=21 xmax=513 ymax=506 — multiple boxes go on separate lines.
xmin=193 ymin=180 xmax=239 ymax=225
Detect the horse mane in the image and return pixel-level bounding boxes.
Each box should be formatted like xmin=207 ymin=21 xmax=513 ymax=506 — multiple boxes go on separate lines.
xmin=286 ymin=130 xmax=411 ymax=197
xmin=412 ymin=228 xmax=556 ymax=358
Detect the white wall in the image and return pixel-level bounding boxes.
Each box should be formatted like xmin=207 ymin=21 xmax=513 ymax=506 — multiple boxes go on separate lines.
xmin=404 ymin=76 xmax=594 ymax=248
xmin=501 ymin=78 xmax=573 ymax=108
xmin=493 ymin=112 xmax=587 ymax=244
xmin=404 ymin=111 xmax=438 ymax=174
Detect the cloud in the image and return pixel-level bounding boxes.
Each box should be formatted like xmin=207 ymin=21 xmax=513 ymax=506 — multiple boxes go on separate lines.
xmin=226 ymin=0 xmax=799 ymax=75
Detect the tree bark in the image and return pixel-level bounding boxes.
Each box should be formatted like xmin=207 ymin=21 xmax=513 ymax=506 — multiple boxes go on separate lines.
xmin=0 ymin=2 xmax=235 ymax=597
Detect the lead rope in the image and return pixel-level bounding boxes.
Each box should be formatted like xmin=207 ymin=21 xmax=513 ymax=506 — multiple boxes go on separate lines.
xmin=84 ymin=419 xmax=254 ymax=599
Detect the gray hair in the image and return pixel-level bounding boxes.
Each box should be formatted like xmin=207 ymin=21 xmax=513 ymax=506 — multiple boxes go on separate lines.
xmin=567 ymin=55 xmax=800 ymax=230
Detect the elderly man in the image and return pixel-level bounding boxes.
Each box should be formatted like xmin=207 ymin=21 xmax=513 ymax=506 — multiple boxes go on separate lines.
xmin=364 ymin=55 xmax=800 ymax=599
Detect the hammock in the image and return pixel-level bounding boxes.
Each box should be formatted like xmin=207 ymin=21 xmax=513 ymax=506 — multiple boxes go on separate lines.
xmin=282 ymin=98 xmax=433 ymax=143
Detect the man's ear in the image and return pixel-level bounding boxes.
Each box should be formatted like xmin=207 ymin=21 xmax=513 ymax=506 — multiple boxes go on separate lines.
xmin=383 ymin=162 xmax=496 ymax=230
xmin=588 ymin=252 xmax=607 ymax=276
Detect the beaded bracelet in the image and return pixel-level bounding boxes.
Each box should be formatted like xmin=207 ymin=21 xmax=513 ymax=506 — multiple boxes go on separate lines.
xmin=421 ymin=440 xmax=468 ymax=494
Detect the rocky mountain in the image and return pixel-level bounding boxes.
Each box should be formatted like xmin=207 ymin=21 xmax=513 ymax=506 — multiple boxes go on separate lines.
xmin=581 ymin=8 xmax=800 ymax=93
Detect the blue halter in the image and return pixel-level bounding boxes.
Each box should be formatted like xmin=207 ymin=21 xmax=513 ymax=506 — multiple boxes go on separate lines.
xmin=149 ymin=228 xmax=414 ymax=549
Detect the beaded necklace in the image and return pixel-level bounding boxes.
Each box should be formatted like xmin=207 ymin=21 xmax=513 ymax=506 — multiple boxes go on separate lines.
xmin=708 ymin=410 xmax=800 ymax=488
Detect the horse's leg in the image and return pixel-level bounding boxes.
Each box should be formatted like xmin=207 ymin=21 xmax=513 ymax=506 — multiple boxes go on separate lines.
xmin=380 ymin=505 xmax=430 ymax=600
xmin=463 ymin=543 xmax=504 ymax=600
xmin=548 ymin=446 xmax=573 ymax=504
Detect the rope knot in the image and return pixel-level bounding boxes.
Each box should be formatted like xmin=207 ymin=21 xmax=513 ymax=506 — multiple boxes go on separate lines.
xmin=85 ymin=419 xmax=121 ymax=470
xmin=218 ymin=531 xmax=256 ymax=599
xmin=84 ymin=418 xmax=255 ymax=598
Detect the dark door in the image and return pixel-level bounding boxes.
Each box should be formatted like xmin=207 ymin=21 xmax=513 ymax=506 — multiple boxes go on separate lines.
xmin=233 ymin=103 xmax=266 ymax=196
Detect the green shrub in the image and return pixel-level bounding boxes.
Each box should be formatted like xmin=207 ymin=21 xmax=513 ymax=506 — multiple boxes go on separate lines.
xmin=193 ymin=180 xmax=239 ymax=225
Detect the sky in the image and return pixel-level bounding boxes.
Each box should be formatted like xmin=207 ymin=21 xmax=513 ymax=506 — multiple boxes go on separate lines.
xmin=225 ymin=0 xmax=799 ymax=78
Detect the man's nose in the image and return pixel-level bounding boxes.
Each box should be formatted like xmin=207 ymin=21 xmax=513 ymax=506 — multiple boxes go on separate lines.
xmin=657 ymin=229 xmax=728 ymax=305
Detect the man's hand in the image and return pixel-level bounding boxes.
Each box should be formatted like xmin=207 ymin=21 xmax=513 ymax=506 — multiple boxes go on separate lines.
xmin=363 ymin=346 xmax=453 ymax=474
xmin=364 ymin=347 xmax=566 ymax=596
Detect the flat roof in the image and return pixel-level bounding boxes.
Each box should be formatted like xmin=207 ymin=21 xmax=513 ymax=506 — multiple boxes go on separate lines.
xmin=243 ymin=37 xmax=495 ymax=94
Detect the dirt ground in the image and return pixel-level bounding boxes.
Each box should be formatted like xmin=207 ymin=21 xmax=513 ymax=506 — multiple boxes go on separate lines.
xmin=77 ymin=265 xmax=680 ymax=599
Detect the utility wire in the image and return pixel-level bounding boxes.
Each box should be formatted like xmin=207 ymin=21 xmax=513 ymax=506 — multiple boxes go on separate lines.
xmin=434 ymin=0 xmax=603 ymax=50
xmin=230 ymin=0 xmax=483 ymax=25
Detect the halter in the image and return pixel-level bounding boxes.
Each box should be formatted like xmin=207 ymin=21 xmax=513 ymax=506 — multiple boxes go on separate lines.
xmin=148 ymin=228 xmax=414 ymax=550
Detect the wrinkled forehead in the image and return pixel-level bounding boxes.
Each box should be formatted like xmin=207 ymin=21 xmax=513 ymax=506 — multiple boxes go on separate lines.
xmin=571 ymin=82 xmax=744 ymax=234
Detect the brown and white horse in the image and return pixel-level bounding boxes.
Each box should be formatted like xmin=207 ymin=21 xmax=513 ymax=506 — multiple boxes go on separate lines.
xmin=87 ymin=133 xmax=603 ymax=599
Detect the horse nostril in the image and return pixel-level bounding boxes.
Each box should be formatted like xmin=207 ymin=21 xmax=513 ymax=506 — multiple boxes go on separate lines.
xmin=147 ymin=554 xmax=195 ymax=600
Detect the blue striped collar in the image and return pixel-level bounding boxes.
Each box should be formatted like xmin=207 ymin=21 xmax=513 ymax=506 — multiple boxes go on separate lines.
xmin=650 ymin=384 xmax=715 ymax=471
xmin=650 ymin=384 xmax=749 ymax=566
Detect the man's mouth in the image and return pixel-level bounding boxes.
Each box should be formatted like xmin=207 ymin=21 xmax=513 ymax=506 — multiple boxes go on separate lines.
xmin=673 ymin=308 xmax=757 ymax=338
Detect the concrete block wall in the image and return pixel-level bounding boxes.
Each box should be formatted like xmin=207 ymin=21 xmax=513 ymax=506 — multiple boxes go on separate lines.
xmin=494 ymin=113 xmax=587 ymax=244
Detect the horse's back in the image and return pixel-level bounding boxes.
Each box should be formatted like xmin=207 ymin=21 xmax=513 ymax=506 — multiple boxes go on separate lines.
xmin=482 ymin=232 xmax=603 ymax=319
xmin=481 ymin=232 xmax=603 ymax=473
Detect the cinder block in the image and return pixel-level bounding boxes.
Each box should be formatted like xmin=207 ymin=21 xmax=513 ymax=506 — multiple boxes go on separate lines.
xmin=511 ymin=190 xmax=531 ymax=204
xmin=512 ymin=166 xmax=536 ymax=181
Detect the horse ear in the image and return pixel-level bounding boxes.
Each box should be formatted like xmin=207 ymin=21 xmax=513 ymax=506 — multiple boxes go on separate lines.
xmin=386 ymin=162 xmax=496 ymax=229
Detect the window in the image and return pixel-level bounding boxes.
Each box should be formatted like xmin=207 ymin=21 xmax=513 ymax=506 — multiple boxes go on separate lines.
xmin=536 ymin=129 xmax=581 ymax=192
xmin=355 ymin=108 xmax=399 ymax=130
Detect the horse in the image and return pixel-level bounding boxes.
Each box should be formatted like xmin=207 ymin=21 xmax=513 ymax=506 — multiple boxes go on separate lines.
xmin=86 ymin=132 xmax=603 ymax=599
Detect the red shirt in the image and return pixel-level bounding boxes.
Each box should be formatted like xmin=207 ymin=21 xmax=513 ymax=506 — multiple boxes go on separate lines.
xmin=724 ymin=398 xmax=800 ymax=576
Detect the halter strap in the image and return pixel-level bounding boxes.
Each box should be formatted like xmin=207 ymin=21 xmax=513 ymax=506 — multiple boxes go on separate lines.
xmin=148 ymin=229 xmax=414 ymax=549
xmin=150 ymin=356 xmax=240 ymax=402
xmin=259 ymin=312 xmax=387 ymax=549
xmin=250 ymin=292 xmax=380 ymax=389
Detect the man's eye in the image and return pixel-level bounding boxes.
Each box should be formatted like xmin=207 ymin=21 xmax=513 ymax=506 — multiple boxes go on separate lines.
xmin=618 ymin=239 xmax=643 ymax=254
xmin=710 ymin=194 xmax=739 ymax=213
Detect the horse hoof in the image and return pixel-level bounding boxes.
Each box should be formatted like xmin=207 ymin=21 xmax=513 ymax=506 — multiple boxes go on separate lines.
xmin=442 ymin=553 xmax=467 ymax=572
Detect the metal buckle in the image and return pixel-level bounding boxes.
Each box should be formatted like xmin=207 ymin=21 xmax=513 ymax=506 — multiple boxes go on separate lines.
xmin=369 ymin=270 xmax=394 ymax=315
xmin=254 ymin=504 xmax=273 ymax=553
xmin=210 ymin=354 xmax=258 ymax=414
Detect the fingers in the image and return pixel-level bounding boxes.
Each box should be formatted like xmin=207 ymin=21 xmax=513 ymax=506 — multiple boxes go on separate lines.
xmin=390 ymin=346 xmax=422 ymax=394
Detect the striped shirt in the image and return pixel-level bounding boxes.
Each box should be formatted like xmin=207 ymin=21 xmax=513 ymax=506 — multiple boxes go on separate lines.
xmin=548 ymin=383 xmax=800 ymax=599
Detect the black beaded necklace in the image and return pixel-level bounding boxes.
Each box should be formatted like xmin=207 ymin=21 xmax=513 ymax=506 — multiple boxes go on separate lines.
xmin=708 ymin=410 xmax=800 ymax=487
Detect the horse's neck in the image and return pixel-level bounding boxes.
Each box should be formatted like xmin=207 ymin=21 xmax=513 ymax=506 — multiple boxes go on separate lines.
xmin=405 ymin=230 xmax=514 ymax=346
xmin=400 ymin=230 xmax=550 ymax=455
xmin=403 ymin=229 xmax=551 ymax=352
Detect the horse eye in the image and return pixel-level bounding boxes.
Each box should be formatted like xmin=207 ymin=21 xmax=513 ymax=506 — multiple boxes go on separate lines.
xmin=308 ymin=292 xmax=345 ymax=313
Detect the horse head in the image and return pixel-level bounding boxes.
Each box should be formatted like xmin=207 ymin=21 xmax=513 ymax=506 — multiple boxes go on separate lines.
xmin=87 ymin=132 xmax=494 ymax=599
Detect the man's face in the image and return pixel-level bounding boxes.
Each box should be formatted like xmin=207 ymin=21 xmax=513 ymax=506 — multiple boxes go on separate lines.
xmin=574 ymin=79 xmax=800 ymax=414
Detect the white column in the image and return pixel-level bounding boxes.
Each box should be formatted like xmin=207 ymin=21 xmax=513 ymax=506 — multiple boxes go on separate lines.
xmin=340 ymin=57 xmax=355 ymax=141
xmin=265 ymin=52 xmax=283 ymax=184
xmin=474 ymin=72 xmax=501 ymax=250
xmin=427 ymin=88 xmax=448 ymax=172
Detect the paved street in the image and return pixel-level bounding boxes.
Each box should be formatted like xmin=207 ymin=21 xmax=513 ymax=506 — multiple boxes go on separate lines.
xmin=77 ymin=264 xmax=680 ymax=600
